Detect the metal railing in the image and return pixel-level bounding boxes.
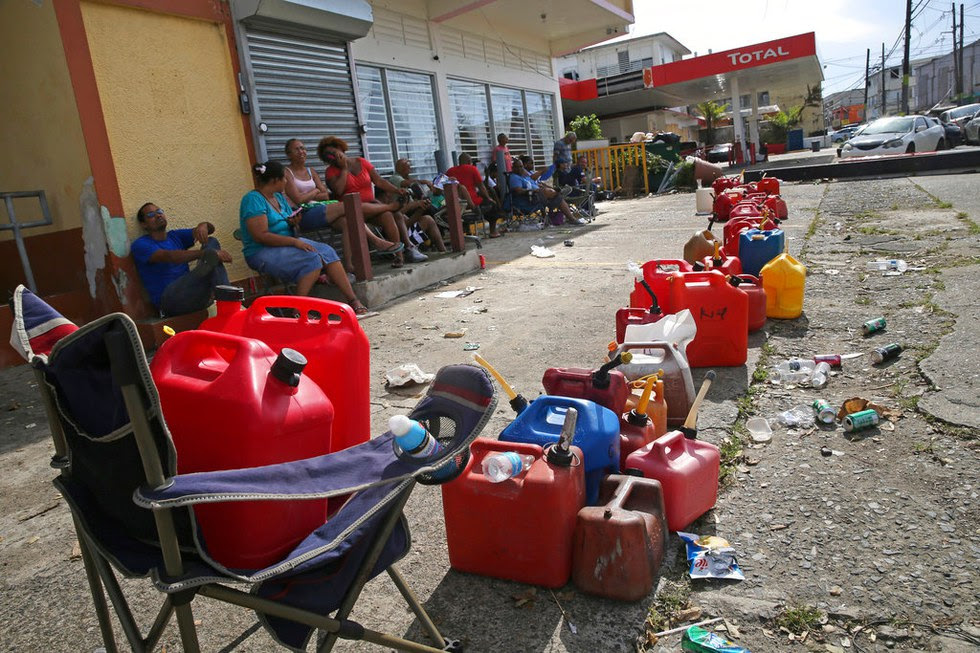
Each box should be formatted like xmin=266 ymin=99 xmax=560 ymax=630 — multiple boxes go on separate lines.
xmin=1 ymin=190 xmax=53 ymax=293
xmin=572 ymin=143 xmax=650 ymax=196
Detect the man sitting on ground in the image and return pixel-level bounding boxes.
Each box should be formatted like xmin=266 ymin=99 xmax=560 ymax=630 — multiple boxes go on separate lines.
xmin=131 ymin=203 xmax=231 ymax=316
xmin=446 ymin=154 xmax=502 ymax=237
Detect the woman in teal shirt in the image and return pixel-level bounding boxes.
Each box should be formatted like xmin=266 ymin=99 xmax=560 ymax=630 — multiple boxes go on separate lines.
xmin=240 ymin=161 xmax=366 ymax=314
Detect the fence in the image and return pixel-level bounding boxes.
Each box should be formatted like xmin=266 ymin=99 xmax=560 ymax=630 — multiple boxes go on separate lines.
xmin=572 ymin=142 xmax=650 ymax=196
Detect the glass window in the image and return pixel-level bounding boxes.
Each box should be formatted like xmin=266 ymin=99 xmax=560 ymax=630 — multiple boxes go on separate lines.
xmin=448 ymin=78 xmax=493 ymax=166
xmin=491 ymin=86 xmax=529 ymax=163
xmin=356 ymin=65 xmax=395 ymax=174
xmin=386 ymin=69 xmax=440 ymax=179
xmin=525 ymin=91 xmax=555 ymax=166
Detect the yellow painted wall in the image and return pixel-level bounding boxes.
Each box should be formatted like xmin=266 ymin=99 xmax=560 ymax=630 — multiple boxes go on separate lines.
xmin=0 ymin=1 xmax=91 ymax=241
xmin=81 ymin=2 xmax=253 ymax=281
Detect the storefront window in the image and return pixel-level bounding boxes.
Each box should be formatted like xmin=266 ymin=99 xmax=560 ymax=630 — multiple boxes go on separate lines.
xmin=448 ymin=79 xmax=493 ymax=166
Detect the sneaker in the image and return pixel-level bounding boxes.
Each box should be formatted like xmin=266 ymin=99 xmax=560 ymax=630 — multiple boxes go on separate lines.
xmin=406 ymin=247 xmax=428 ymax=263
xmin=569 ymin=217 xmax=587 ymax=225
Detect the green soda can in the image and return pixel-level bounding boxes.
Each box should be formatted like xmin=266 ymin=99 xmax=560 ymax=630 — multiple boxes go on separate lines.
xmin=843 ymin=409 xmax=880 ymax=432
xmin=862 ymin=317 xmax=886 ymax=335
xmin=871 ymin=343 xmax=903 ymax=364
xmin=812 ymin=399 xmax=836 ymax=424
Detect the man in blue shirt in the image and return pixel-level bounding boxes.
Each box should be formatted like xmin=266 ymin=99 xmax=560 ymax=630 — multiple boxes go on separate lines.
xmin=553 ymin=131 xmax=577 ymax=167
xmin=508 ymin=158 xmax=581 ymax=225
xmin=131 ymin=203 xmax=231 ymax=316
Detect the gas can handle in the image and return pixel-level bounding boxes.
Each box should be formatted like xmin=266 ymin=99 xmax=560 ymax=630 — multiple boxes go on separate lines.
xmin=247 ymin=295 xmax=355 ymax=325
xmin=652 ymin=431 xmax=685 ymax=461
xmin=606 ymin=475 xmax=636 ymax=513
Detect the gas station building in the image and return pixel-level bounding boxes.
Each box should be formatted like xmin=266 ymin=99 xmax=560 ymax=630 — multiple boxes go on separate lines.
xmin=560 ymin=32 xmax=824 ymax=163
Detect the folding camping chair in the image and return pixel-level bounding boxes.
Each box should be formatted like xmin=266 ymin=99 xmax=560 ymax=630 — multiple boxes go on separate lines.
xmin=10 ymin=285 xmax=496 ymax=653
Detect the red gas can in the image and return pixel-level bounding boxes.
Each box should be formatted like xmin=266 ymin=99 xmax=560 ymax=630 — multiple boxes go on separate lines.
xmin=199 ymin=294 xmax=369 ymax=452
xmin=729 ymin=202 xmax=762 ymax=220
xmin=734 ymin=274 xmax=767 ymax=332
xmin=151 ymin=330 xmax=333 ymax=569
xmin=542 ymin=360 xmax=630 ymax=415
xmin=442 ymin=438 xmax=585 ymax=587
xmin=722 ymin=216 xmax=777 ymax=258
xmin=701 ymin=242 xmax=743 ymax=276
xmin=711 ymin=192 xmax=736 ymax=221
xmin=615 ymin=307 xmax=664 ymax=344
xmin=668 ymin=271 xmax=748 ymax=367
xmin=572 ymin=475 xmax=668 ymax=601
xmin=763 ymin=194 xmax=788 ymax=219
xmin=756 ymin=177 xmax=780 ymax=195
xmin=629 ymin=259 xmax=693 ymax=314
xmin=619 ymin=376 xmax=662 ymax=468
xmin=624 ymin=431 xmax=720 ymax=532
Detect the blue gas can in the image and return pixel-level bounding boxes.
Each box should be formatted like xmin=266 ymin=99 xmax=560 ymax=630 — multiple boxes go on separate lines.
xmin=739 ymin=228 xmax=785 ymax=277
xmin=499 ymin=395 xmax=620 ymax=505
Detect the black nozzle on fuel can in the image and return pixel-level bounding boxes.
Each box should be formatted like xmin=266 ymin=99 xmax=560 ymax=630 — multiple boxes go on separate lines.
xmin=546 ymin=407 xmax=577 ymax=467
xmin=592 ymin=351 xmax=633 ymax=389
xmin=639 ymin=279 xmax=662 ymax=316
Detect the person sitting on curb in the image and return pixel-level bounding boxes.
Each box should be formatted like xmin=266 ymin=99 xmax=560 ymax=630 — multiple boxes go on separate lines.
xmin=131 ymin=203 xmax=231 ymax=317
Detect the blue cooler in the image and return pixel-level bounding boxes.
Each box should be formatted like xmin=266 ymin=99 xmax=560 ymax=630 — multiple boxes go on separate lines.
xmin=499 ymin=395 xmax=620 ymax=505
xmin=739 ymin=228 xmax=785 ymax=277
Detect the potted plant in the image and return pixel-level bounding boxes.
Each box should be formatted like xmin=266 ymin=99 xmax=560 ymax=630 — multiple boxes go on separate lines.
xmin=569 ymin=114 xmax=609 ymax=150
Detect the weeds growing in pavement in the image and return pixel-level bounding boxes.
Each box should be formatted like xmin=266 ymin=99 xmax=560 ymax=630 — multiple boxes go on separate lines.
xmin=935 ymin=200 xmax=953 ymax=209
xmin=955 ymin=211 xmax=980 ymax=234
xmin=644 ymin=580 xmax=692 ymax=634
xmin=854 ymin=295 xmax=871 ymax=306
xmin=775 ymin=604 xmax=824 ymax=635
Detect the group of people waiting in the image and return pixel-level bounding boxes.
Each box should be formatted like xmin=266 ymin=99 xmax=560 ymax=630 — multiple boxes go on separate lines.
xmin=132 ymin=131 xmax=601 ymax=319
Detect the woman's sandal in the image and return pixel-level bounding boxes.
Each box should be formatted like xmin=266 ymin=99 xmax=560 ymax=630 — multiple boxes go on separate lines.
xmin=349 ymin=300 xmax=369 ymax=316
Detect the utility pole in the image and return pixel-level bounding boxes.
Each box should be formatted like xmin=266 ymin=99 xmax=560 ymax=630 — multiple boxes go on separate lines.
xmin=881 ymin=43 xmax=887 ymax=117
xmin=864 ymin=48 xmax=871 ymax=121
xmin=901 ymin=0 xmax=912 ymax=114
xmin=960 ymin=3 xmax=965 ymax=102
xmin=952 ymin=4 xmax=960 ymax=100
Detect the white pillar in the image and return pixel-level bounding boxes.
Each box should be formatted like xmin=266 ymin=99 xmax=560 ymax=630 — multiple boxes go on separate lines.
xmin=749 ymin=89 xmax=761 ymax=162
xmin=730 ymin=76 xmax=746 ymax=163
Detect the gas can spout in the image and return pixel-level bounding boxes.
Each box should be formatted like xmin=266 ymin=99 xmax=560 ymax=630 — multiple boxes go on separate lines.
xmin=546 ymin=407 xmax=577 ymax=467
xmin=593 ymin=352 xmax=632 ymax=389
xmin=639 ymin=279 xmax=662 ymax=315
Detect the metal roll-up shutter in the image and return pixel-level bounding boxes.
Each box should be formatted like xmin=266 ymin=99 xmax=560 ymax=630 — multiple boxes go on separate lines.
xmin=245 ymin=28 xmax=361 ymax=163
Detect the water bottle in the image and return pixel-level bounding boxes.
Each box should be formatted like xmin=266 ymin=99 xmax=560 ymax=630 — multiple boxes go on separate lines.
xmin=866 ymin=259 xmax=908 ymax=273
xmin=810 ymin=361 xmax=831 ymax=389
xmin=389 ymin=414 xmax=441 ymax=460
xmin=482 ymin=451 xmax=536 ymax=483
xmin=770 ymin=358 xmax=814 ymax=384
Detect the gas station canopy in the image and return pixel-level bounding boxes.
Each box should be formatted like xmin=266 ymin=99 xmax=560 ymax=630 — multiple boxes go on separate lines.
xmin=561 ymin=33 xmax=823 ymax=115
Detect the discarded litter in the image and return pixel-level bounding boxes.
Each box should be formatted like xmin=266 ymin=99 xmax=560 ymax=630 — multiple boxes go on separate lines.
xmin=434 ymin=286 xmax=481 ymax=299
xmin=531 ymin=245 xmax=555 ymax=258
xmin=563 ymin=240 xmax=574 ymax=247
xmin=811 ymin=361 xmax=831 ymax=389
xmin=777 ymin=405 xmax=815 ymax=428
xmin=861 ymin=317 xmax=886 ymax=335
xmin=745 ymin=417 xmax=772 ymax=443
xmin=463 ymin=342 xmax=480 ymax=351
xmin=678 ymin=532 xmax=745 ymax=581
xmin=443 ymin=331 xmax=466 ymax=339
xmin=812 ymin=400 xmax=836 ymax=425
xmin=843 ymin=409 xmax=880 ymax=432
xmin=681 ymin=624 xmax=751 ymax=652
xmin=871 ymin=343 xmax=902 ymax=364
xmin=836 ymin=397 xmax=898 ymax=422
xmin=384 ymin=364 xmax=435 ymax=388
xmin=866 ymin=259 xmax=908 ymax=274
xmin=769 ymin=359 xmax=829 ymax=387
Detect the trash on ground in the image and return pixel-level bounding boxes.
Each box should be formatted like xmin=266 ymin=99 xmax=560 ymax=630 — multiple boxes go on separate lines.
xmin=813 ymin=400 xmax=836 ymax=424
xmin=823 ymin=269 xmax=840 ymax=275
xmin=678 ymin=532 xmax=745 ymax=581
xmin=681 ymin=624 xmax=751 ymax=652
xmin=871 ymin=343 xmax=903 ymax=364
xmin=384 ymin=364 xmax=435 ymax=388
xmin=861 ymin=317 xmax=886 ymax=335
xmin=777 ymin=405 xmax=815 ymax=428
xmin=434 ymin=286 xmax=481 ymax=299
xmin=866 ymin=259 xmax=907 ymax=274
xmin=531 ymin=245 xmax=555 ymax=258
xmin=843 ymin=409 xmax=880 ymax=432
xmin=835 ymin=397 xmax=901 ymax=422
xmin=443 ymin=331 xmax=466 ymax=338
xmin=745 ymin=417 xmax=772 ymax=443
xmin=463 ymin=342 xmax=480 ymax=351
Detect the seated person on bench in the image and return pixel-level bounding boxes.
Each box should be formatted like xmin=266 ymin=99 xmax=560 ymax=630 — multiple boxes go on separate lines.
xmin=131 ymin=203 xmax=231 ymax=317
xmin=446 ymin=154 xmax=502 ymax=237
xmin=386 ymin=159 xmax=447 ymax=254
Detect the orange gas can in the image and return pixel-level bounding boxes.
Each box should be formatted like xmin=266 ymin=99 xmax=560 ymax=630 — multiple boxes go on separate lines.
xmin=668 ymin=271 xmax=748 ymax=367
xmin=572 ymin=475 xmax=668 ymax=601
xmin=619 ymin=376 xmax=660 ymax=468
xmin=442 ymin=438 xmax=585 ymax=587
xmin=624 ymin=431 xmax=720 ymax=531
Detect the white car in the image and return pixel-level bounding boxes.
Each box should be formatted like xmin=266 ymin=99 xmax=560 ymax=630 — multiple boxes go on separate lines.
xmin=839 ymin=116 xmax=945 ymax=158
xmin=963 ymin=110 xmax=980 ymax=145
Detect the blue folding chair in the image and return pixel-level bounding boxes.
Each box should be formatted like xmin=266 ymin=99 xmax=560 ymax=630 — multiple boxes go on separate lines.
xmin=9 ymin=285 xmax=496 ymax=652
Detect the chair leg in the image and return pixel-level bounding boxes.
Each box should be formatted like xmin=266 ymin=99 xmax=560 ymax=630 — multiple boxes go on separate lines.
xmin=387 ymin=565 xmax=445 ymax=646
xmin=74 ymin=519 xmax=119 ymax=653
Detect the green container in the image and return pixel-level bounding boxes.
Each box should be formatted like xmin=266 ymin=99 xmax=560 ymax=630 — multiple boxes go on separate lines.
xmin=681 ymin=625 xmax=750 ymax=652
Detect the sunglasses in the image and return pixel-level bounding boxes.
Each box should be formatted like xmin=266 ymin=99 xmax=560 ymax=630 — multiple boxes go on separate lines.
xmin=143 ymin=209 xmax=164 ymax=220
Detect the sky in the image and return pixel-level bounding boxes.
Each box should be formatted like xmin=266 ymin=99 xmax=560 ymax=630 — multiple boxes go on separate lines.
xmin=622 ymin=0 xmax=979 ymax=97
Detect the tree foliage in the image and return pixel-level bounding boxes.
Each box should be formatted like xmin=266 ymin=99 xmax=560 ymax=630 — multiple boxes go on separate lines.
xmin=568 ymin=114 xmax=602 ymax=141
xmin=694 ymin=100 xmax=729 ymax=145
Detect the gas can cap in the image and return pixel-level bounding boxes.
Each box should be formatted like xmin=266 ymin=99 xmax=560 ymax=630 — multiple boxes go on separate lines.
xmin=271 ymin=348 xmax=308 ymax=387
xmin=214 ymin=285 xmax=245 ymax=302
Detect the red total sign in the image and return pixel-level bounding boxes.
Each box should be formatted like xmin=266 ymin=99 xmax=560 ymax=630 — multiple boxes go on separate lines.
xmin=644 ymin=32 xmax=817 ymax=88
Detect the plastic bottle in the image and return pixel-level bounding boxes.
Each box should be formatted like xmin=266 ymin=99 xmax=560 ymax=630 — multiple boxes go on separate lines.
xmin=866 ymin=259 xmax=908 ymax=273
xmin=481 ymin=451 xmax=536 ymax=482
xmin=770 ymin=358 xmax=815 ymax=384
xmin=810 ymin=361 xmax=832 ymax=389
xmin=389 ymin=414 xmax=441 ymax=459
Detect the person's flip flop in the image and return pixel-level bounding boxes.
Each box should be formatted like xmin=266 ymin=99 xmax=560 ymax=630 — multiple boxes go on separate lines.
xmin=380 ymin=242 xmax=405 ymax=254
xmin=489 ymin=231 xmax=502 ymax=238
xmin=350 ymin=302 xmax=369 ymax=315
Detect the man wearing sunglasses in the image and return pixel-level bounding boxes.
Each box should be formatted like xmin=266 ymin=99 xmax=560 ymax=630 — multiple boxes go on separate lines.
xmin=131 ymin=203 xmax=232 ymax=316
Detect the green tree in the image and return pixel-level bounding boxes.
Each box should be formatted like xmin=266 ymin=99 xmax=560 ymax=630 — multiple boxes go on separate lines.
xmin=694 ymin=100 xmax=728 ymax=146
xmin=568 ymin=114 xmax=602 ymax=141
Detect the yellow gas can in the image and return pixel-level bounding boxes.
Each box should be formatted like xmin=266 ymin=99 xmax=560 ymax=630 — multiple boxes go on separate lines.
xmin=760 ymin=252 xmax=806 ymax=319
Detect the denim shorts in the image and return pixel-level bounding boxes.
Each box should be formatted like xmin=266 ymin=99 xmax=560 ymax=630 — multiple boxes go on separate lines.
xmin=246 ymin=239 xmax=339 ymax=282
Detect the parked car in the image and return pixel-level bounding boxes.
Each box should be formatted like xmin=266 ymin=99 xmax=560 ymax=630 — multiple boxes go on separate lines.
xmin=831 ymin=125 xmax=861 ymax=143
xmin=926 ymin=115 xmax=960 ymax=148
xmin=939 ymin=103 xmax=980 ymax=131
xmin=963 ymin=109 xmax=980 ymax=145
xmin=706 ymin=143 xmax=732 ymax=163
xmin=839 ymin=115 xmax=945 ymax=158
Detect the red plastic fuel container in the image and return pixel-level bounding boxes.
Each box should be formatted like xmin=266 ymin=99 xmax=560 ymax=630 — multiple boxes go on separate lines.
xmin=615 ymin=306 xmax=664 ymax=344
xmin=722 ymin=216 xmax=777 ymax=258
xmin=150 ymin=330 xmax=333 ymax=569
xmin=624 ymin=431 xmax=720 ymax=532
xmin=619 ymin=376 xmax=662 ymax=468
xmin=629 ymin=259 xmax=692 ymax=315
xmin=442 ymin=438 xmax=585 ymax=587
xmin=733 ymin=274 xmax=767 ymax=332
xmin=668 ymin=270 xmax=748 ymax=367
xmin=701 ymin=241 xmax=743 ymax=276
xmin=199 ymin=293 xmax=369 ymax=452
xmin=756 ymin=177 xmax=780 ymax=195
xmin=572 ymin=475 xmax=668 ymax=601
xmin=763 ymin=194 xmax=788 ymax=219
xmin=542 ymin=356 xmax=631 ymax=415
